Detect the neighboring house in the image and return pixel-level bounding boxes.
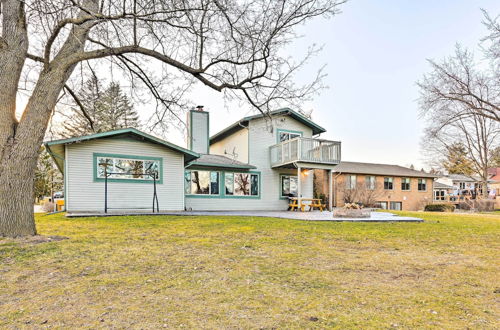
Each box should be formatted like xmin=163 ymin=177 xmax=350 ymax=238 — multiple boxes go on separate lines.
xmin=45 ymin=107 xmax=342 ymax=213
xmin=315 ymin=162 xmax=437 ymax=211
xmin=435 ymin=174 xmax=492 ymax=198
xmin=487 ymin=168 xmax=500 ymax=197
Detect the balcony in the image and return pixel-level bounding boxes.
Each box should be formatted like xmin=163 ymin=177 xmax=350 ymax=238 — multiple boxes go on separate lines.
xmin=269 ymin=137 xmax=341 ymax=168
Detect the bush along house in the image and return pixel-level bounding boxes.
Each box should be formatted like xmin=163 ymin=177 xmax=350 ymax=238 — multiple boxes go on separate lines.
xmin=45 ymin=107 xmax=342 ymax=214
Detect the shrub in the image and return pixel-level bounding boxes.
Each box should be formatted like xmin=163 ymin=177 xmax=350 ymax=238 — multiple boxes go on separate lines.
xmin=42 ymin=201 xmax=55 ymax=213
xmin=424 ymin=204 xmax=455 ymax=212
xmin=458 ymin=200 xmax=495 ymax=211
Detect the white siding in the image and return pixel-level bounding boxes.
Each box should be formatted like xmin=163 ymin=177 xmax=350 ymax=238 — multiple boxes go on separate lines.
xmin=189 ymin=111 xmax=209 ymax=154
xmin=210 ymin=128 xmax=249 ymax=163
xmin=187 ymin=115 xmax=314 ymax=210
xmin=66 ymin=138 xmax=185 ymax=212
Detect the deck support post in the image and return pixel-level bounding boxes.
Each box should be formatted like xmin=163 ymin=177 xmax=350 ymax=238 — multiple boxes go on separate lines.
xmin=297 ymin=166 xmax=302 ymax=210
xmin=328 ymin=169 xmax=333 ymax=211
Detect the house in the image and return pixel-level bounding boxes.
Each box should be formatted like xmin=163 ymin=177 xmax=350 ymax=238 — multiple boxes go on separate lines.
xmin=315 ymin=162 xmax=437 ymax=211
xmin=45 ymin=107 xmax=342 ymax=213
xmin=435 ymin=173 xmax=494 ymax=198
xmin=487 ymin=168 xmax=500 ymax=197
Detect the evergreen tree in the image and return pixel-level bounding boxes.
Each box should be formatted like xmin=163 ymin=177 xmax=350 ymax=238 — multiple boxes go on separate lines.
xmin=63 ymin=78 xmax=139 ymax=137
xmin=442 ymin=143 xmax=475 ymax=175
xmin=34 ymin=147 xmax=63 ymax=200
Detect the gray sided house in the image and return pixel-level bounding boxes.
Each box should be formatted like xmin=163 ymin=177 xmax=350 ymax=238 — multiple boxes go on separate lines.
xmin=46 ymin=108 xmax=341 ymax=214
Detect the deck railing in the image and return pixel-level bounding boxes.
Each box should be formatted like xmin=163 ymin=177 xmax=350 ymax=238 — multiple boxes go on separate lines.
xmin=269 ymin=137 xmax=341 ymax=167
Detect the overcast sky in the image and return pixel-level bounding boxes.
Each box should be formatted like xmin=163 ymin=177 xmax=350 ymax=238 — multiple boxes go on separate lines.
xmin=158 ymin=0 xmax=499 ymax=169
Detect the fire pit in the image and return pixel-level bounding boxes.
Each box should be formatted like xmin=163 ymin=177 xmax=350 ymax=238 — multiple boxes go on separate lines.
xmin=333 ymin=203 xmax=371 ymax=218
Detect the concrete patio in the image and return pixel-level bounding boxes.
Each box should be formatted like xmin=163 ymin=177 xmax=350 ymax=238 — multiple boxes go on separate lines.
xmin=66 ymin=210 xmax=423 ymax=222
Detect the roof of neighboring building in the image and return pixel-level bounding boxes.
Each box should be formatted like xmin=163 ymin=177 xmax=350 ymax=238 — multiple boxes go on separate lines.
xmin=434 ymin=182 xmax=453 ymax=189
xmin=186 ymin=154 xmax=257 ymax=170
xmin=44 ymin=128 xmax=200 ymax=172
xmin=209 ymin=108 xmax=327 ymax=144
xmin=445 ymin=174 xmax=478 ymax=182
xmin=332 ymin=161 xmax=439 ymax=178
xmin=488 ymin=167 xmax=500 ymax=182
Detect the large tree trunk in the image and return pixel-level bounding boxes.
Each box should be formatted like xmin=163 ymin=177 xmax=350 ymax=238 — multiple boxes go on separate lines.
xmin=0 ymin=71 xmax=65 ymax=236
xmin=0 ymin=0 xmax=98 ymax=237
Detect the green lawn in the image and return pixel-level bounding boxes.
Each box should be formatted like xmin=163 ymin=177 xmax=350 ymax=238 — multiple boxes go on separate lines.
xmin=1 ymin=212 xmax=499 ymax=328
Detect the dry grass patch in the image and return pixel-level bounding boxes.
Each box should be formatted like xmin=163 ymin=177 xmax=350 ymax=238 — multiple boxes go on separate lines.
xmin=0 ymin=212 xmax=499 ymax=328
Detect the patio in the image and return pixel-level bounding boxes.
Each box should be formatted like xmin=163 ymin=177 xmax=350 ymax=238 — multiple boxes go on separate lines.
xmin=66 ymin=210 xmax=423 ymax=222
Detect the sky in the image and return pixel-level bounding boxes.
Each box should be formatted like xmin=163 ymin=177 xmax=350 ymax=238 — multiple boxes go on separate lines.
xmin=159 ymin=0 xmax=499 ymax=169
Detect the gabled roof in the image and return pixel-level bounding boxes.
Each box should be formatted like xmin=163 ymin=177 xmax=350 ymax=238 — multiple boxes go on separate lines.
xmin=44 ymin=128 xmax=200 ymax=171
xmin=210 ymin=108 xmax=326 ymax=144
xmin=434 ymin=181 xmax=453 ymax=189
xmin=186 ymin=154 xmax=256 ymax=170
xmin=333 ymin=161 xmax=438 ymax=178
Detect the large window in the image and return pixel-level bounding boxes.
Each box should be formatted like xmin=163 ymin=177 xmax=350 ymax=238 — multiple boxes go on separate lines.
xmin=390 ymin=202 xmax=402 ymax=210
xmin=95 ymin=154 xmax=161 ymax=182
xmin=384 ymin=177 xmax=394 ymax=190
xmin=418 ymin=178 xmax=427 ymax=191
xmin=345 ymin=175 xmax=357 ymax=189
xmin=377 ymin=201 xmax=388 ymax=209
xmin=365 ymin=176 xmax=376 ymax=190
xmin=185 ymin=170 xmax=220 ymax=195
xmin=278 ymin=130 xmax=302 ymax=143
xmin=401 ymin=178 xmax=410 ymax=191
xmin=225 ymin=172 xmax=259 ymax=196
xmin=280 ymin=175 xmax=298 ymax=198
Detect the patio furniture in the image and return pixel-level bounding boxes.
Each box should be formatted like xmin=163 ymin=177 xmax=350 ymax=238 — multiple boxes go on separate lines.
xmin=288 ymin=198 xmax=325 ymax=212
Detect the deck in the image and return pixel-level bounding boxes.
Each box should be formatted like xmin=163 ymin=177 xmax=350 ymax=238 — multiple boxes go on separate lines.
xmin=269 ymin=137 xmax=341 ymax=168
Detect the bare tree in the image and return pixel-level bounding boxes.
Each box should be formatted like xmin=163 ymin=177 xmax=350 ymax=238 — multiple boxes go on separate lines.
xmin=421 ymin=111 xmax=499 ymax=197
xmin=342 ymin=185 xmax=380 ymax=207
xmin=418 ymin=10 xmax=500 ymax=194
xmin=0 ymin=0 xmax=345 ymax=237
xmin=418 ymin=11 xmax=499 ymax=124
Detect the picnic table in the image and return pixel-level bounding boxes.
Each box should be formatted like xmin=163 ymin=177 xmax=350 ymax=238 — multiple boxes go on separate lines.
xmin=288 ymin=197 xmax=326 ymax=212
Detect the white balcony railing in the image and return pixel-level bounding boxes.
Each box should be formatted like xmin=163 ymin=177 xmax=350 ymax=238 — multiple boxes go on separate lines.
xmin=269 ymin=137 xmax=341 ymax=167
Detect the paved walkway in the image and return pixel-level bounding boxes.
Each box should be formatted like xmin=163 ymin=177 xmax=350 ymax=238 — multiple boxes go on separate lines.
xmin=67 ymin=210 xmax=423 ymax=222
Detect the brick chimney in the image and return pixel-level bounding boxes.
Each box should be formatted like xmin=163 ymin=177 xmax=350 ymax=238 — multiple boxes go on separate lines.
xmin=186 ymin=106 xmax=209 ymax=154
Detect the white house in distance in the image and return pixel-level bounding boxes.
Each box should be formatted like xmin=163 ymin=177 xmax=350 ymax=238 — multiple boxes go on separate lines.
xmin=45 ymin=107 xmax=341 ymax=214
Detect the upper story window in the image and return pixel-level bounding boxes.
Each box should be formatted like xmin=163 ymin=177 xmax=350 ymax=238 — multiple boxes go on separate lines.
xmin=280 ymin=175 xmax=298 ymax=198
xmin=95 ymin=154 xmax=161 ymax=182
xmin=345 ymin=175 xmax=357 ymax=189
xmin=225 ymin=172 xmax=259 ymax=196
xmin=384 ymin=177 xmax=394 ymax=190
xmin=418 ymin=178 xmax=427 ymax=191
xmin=365 ymin=176 xmax=376 ymax=190
xmin=278 ymin=130 xmax=302 ymax=143
xmin=401 ymin=178 xmax=411 ymax=191
xmin=185 ymin=170 xmax=220 ymax=195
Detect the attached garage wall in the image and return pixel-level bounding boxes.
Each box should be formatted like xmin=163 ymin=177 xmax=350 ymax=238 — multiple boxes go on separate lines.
xmin=66 ymin=138 xmax=185 ymax=212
